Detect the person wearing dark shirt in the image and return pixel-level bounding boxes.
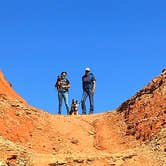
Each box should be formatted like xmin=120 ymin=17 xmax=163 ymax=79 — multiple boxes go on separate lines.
xmin=55 ymin=72 xmax=70 ymax=115
xmin=81 ymin=68 xmax=96 ymax=114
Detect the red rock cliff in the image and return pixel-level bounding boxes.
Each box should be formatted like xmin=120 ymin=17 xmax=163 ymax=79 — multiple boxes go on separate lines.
xmin=118 ymin=68 xmax=166 ymax=141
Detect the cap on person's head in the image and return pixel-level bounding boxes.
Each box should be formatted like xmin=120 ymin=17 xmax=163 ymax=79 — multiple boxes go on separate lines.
xmin=85 ymin=67 xmax=90 ymax=72
xmin=61 ymin=71 xmax=67 ymax=76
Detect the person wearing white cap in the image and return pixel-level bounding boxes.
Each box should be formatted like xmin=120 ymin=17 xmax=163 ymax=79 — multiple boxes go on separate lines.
xmin=81 ymin=67 xmax=96 ymax=114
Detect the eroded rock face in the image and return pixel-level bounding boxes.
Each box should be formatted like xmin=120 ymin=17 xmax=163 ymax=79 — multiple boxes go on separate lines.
xmin=118 ymin=68 xmax=166 ymax=141
xmin=0 ymin=136 xmax=33 ymax=166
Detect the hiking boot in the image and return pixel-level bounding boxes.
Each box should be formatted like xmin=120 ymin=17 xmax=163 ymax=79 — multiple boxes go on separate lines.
xmin=82 ymin=112 xmax=87 ymax=115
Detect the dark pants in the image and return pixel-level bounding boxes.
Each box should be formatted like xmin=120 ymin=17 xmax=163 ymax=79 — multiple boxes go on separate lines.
xmin=58 ymin=91 xmax=70 ymax=115
xmin=81 ymin=90 xmax=94 ymax=114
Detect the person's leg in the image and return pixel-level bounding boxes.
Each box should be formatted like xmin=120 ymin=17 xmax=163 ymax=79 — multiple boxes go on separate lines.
xmin=63 ymin=91 xmax=70 ymax=115
xmin=89 ymin=92 xmax=94 ymax=114
xmin=58 ymin=91 xmax=62 ymax=114
xmin=81 ymin=90 xmax=88 ymax=114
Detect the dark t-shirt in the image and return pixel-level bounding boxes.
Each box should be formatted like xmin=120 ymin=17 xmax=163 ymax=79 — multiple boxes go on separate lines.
xmin=56 ymin=78 xmax=70 ymax=92
xmin=82 ymin=73 xmax=96 ymax=91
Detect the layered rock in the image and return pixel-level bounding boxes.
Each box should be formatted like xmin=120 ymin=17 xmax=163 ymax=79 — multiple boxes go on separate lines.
xmin=118 ymin=68 xmax=166 ymax=141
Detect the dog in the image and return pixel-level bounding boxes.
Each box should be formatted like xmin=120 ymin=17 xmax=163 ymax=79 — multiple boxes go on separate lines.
xmin=69 ymin=99 xmax=79 ymax=115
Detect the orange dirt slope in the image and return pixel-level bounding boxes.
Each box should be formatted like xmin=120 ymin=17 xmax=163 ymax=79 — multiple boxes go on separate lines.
xmin=0 ymin=71 xmax=26 ymax=104
xmin=0 ymin=69 xmax=166 ymax=166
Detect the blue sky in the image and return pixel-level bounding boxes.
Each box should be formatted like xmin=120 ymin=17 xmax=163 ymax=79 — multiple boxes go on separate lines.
xmin=0 ymin=1 xmax=166 ymax=114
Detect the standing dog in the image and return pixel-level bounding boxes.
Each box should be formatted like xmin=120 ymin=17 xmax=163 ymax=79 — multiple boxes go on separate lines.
xmin=69 ymin=99 xmax=79 ymax=115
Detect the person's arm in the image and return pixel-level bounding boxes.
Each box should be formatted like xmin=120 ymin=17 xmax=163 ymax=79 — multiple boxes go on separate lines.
xmin=55 ymin=77 xmax=61 ymax=88
xmin=65 ymin=79 xmax=71 ymax=89
xmin=82 ymin=76 xmax=84 ymax=90
xmin=66 ymin=83 xmax=71 ymax=89
xmin=91 ymin=80 xmax=96 ymax=94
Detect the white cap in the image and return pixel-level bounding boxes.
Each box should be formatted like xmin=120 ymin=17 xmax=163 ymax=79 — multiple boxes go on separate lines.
xmin=85 ymin=67 xmax=90 ymax=71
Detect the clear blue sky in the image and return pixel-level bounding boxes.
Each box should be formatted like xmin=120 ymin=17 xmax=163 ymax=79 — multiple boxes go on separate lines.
xmin=0 ymin=1 xmax=166 ymax=114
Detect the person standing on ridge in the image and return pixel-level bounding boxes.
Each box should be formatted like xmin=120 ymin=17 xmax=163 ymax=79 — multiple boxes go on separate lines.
xmin=81 ymin=68 xmax=96 ymax=114
xmin=55 ymin=72 xmax=70 ymax=115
